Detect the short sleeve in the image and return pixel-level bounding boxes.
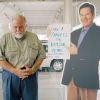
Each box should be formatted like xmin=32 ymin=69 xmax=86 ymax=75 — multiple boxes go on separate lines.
xmin=37 ymin=39 xmax=46 ymax=59
xmin=0 ymin=35 xmax=6 ymax=61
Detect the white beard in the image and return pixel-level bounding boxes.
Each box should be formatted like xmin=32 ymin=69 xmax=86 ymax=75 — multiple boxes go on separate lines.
xmin=12 ymin=32 xmax=25 ymax=39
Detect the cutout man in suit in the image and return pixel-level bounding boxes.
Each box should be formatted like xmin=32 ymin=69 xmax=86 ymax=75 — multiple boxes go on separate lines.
xmin=62 ymin=2 xmax=100 ymax=100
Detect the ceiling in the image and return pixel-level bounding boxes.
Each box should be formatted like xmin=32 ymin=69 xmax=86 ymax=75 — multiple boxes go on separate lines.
xmin=0 ymin=0 xmax=88 ymax=33
xmin=0 ymin=1 xmax=64 ymax=30
xmin=0 ymin=0 xmax=63 ymax=1
xmin=0 ymin=0 xmax=100 ymax=36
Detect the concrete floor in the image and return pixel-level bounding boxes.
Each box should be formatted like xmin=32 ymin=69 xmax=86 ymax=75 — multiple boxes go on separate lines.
xmin=0 ymin=72 xmax=100 ymax=100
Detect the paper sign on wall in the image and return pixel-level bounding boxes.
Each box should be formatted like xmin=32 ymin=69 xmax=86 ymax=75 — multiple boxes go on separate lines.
xmin=47 ymin=24 xmax=71 ymax=59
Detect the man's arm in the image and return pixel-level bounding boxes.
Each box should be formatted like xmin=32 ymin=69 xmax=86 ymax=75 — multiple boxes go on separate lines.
xmin=0 ymin=60 xmax=15 ymax=73
xmin=31 ymin=57 xmax=43 ymax=73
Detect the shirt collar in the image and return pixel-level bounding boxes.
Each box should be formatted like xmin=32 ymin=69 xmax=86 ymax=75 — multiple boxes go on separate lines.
xmin=82 ymin=23 xmax=94 ymax=32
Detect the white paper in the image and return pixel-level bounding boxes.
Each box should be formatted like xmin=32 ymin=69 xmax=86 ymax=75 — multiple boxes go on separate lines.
xmin=47 ymin=24 xmax=71 ymax=59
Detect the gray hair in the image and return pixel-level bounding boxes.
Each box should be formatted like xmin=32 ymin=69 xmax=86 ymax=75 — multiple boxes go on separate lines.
xmin=12 ymin=15 xmax=26 ymax=24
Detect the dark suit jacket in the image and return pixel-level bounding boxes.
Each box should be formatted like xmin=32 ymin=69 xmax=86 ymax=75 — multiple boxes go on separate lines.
xmin=62 ymin=23 xmax=100 ymax=89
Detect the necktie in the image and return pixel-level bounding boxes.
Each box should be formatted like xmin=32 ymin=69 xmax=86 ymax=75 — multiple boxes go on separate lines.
xmin=77 ymin=28 xmax=88 ymax=48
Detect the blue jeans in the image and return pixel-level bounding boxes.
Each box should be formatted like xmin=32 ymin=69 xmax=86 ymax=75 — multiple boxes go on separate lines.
xmin=2 ymin=70 xmax=38 ymax=100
